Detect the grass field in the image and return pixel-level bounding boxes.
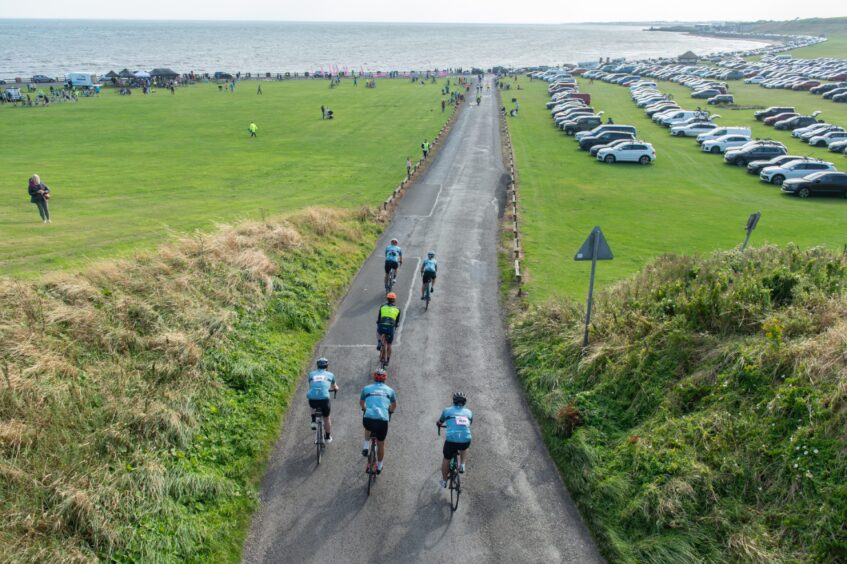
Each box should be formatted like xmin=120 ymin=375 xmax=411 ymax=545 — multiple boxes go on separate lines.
xmin=507 ymin=77 xmax=847 ymax=302
xmin=0 ymin=79 xmax=452 ymax=276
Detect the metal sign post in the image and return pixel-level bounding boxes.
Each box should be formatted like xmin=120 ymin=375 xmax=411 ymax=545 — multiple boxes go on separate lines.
xmin=741 ymin=211 xmax=761 ymax=251
xmin=574 ymin=226 xmax=613 ymax=348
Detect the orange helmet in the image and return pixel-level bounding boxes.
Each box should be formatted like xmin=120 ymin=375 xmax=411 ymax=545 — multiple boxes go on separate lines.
xmin=386 ymin=292 xmax=397 ymax=302
xmin=373 ymin=368 xmax=388 ymax=382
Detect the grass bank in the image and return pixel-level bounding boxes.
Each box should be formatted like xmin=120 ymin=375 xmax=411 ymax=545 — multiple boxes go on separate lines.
xmin=507 ymin=78 xmax=847 ymax=302
xmin=0 ymin=207 xmax=380 ymax=561
xmin=509 ymin=246 xmax=847 ymax=562
xmin=0 ymin=79 xmax=453 ymax=276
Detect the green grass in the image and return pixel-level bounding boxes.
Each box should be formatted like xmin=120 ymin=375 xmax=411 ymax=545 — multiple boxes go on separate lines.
xmin=507 ymin=78 xmax=847 ymax=303
xmin=0 ymin=79 xmax=453 ymax=275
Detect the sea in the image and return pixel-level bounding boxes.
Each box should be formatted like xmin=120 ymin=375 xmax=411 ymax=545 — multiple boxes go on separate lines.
xmin=0 ymin=19 xmax=768 ymax=78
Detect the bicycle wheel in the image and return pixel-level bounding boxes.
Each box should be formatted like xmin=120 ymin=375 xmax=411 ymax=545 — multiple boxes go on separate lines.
xmin=315 ymin=419 xmax=323 ymax=465
xmin=425 ymin=282 xmax=431 ymax=310
xmin=450 ymin=470 xmax=461 ymax=511
xmin=367 ymin=441 xmax=377 ymax=496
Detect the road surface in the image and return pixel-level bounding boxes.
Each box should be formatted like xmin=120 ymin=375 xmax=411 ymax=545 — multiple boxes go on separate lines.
xmin=243 ymin=79 xmax=602 ymax=564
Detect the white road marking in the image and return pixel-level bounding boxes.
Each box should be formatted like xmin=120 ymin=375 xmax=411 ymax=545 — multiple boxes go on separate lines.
xmin=395 ymin=257 xmax=421 ymax=345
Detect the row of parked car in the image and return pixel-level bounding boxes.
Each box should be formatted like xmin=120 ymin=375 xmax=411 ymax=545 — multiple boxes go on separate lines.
xmin=754 ymin=106 xmax=847 ymax=153
xmin=625 ymin=80 xmax=847 ymax=198
xmin=535 ymin=69 xmax=656 ymax=165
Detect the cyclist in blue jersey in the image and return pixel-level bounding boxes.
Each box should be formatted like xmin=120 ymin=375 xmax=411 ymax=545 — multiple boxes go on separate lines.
xmin=384 ymin=238 xmax=403 ymax=288
xmin=420 ymin=250 xmax=438 ymax=299
xmin=437 ymin=392 xmax=473 ymax=488
xmin=306 ymin=357 xmax=339 ymax=442
xmin=359 ymin=369 xmax=397 ymax=474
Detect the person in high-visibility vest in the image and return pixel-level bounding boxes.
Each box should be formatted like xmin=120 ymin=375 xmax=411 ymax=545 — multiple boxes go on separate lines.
xmin=248 ymin=122 xmax=258 ymax=137
xmin=376 ymin=293 xmax=401 ymax=364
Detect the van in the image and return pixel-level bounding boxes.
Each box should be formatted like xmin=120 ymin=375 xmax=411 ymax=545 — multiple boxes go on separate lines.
xmin=64 ymin=73 xmax=95 ymax=87
xmin=696 ymin=127 xmax=752 ymax=145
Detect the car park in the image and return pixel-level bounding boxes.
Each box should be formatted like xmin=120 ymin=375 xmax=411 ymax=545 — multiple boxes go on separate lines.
xmin=760 ymin=160 xmax=836 ymax=185
xmin=724 ymin=142 xmax=787 ymax=166
xmin=702 ymin=134 xmax=752 ymax=154
xmin=596 ymin=142 xmax=656 ymax=164
xmin=579 ymin=131 xmax=635 ymax=150
xmin=781 ymin=172 xmax=847 ymax=198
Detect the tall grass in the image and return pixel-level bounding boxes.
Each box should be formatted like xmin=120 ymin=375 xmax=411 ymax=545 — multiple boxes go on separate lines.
xmin=509 ymin=245 xmax=847 ymax=563
xmin=0 ymin=207 xmax=380 ymax=562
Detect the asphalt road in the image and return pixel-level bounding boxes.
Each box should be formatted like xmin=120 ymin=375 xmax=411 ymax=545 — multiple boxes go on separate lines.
xmin=243 ymin=79 xmax=602 ymax=564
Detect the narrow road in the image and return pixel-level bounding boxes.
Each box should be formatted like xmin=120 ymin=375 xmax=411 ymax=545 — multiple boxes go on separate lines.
xmin=243 ymin=79 xmax=602 ymax=563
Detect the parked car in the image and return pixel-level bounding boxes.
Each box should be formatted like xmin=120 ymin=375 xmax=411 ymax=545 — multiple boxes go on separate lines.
xmin=808 ymin=131 xmax=847 ymax=147
xmin=747 ymin=155 xmax=821 ymax=175
xmin=755 ymin=106 xmax=795 ymax=121
xmin=724 ymin=142 xmax=787 ymax=166
xmin=829 ymin=139 xmax=847 ymax=154
xmin=822 ymin=88 xmax=847 ymax=100
xmin=31 ymin=74 xmax=53 ymax=83
xmin=833 ymin=92 xmax=847 ymax=103
xmin=579 ymin=131 xmax=636 ymax=150
xmin=702 ymin=134 xmax=752 ymax=154
xmin=563 ymin=116 xmax=604 ymax=135
xmin=575 ymin=124 xmax=637 ymax=142
xmin=596 ymin=142 xmax=656 ymax=164
xmin=764 ymin=112 xmax=799 ymax=126
xmin=589 ymin=138 xmax=632 ymax=157
xmin=774 ymin=113 xmax=822 ymax=131
xmin=214 ymin=71 xmax=234 ymax=80
xmin=781 ymin=172 xmax=847 ymax=198
xmin=707 ymin=94 xmax=734 ymax=105
xmin=760 ymin=160 xmax=836 ymax=185
xmin=697 ymin=127 xmax=752 ymax=145
xmin=671 ymin=122 xmax=718 ymax=137
xmin=800 ymin=124 xmax=843 ymax=142
xmin=692 ymin=88 xmax=722 ymax=99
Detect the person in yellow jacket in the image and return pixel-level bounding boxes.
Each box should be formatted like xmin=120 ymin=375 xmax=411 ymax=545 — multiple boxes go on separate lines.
xmin=248 ymin=122 xmax=258 ymax=137
xmin=376 ymin=293 xmax=401 ymax=364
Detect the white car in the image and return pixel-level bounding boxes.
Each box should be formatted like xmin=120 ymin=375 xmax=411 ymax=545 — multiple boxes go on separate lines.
xmin=792 ymin=123 xmax=831 ymax=138
xmin=808 ymin=131 xmax=847 ymax=148
xmin=597 ymin=142 xmax=656 ymax=164
xmin=760 ymin=160 xmax=836 ymax=185
xmin=696 ymin=127 xmax=752 ymax=144
xmin=670 ymin=122 xmax=717 ymax=137
xmin=701 ymin=134 xmax=752 ymax=154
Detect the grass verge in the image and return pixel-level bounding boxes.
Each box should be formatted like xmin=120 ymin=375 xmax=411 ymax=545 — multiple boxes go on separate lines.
xmin=0 ymin=207 xmax=380 ymax=562
xmin=507 ymin=245 xmax=847 ymax=563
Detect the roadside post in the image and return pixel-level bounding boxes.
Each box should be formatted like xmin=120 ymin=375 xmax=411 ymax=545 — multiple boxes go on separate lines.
xmin=574 ymin=226 xmax=613 ymax=348
xmin=741 ymin=211 xmax=761 ymax=251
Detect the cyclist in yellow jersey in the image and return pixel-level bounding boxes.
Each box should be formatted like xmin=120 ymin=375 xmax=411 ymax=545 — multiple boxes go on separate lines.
xmin=376 ymin=292 xmax=401 ymax=364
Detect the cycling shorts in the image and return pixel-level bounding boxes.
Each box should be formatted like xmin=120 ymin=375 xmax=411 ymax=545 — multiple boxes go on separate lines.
xmin=443 ymin=440 xmax=471 ymax=460
xmin=422 ymin=271 xmax=436 ymax=283
xmin=384 ymin=260 xmax=399 ymax=274
xmin=308 ymin=398 xmax=331 ymax=417
xmin=377 ymin=324 xmax=395 ymax=343
xmin=363 ymin=417 xmax=389 ymax=441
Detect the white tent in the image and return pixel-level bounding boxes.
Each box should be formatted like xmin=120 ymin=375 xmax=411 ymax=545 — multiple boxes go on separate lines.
xmin=133 ymin=70 xmax=151 ymax=78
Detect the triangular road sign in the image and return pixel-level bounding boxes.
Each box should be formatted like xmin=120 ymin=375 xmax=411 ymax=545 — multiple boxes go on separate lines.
xmin=574 ymin=226 xmax=613 ymax=261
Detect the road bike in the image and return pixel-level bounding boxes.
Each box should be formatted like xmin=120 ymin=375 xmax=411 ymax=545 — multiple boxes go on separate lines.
xmin=385 ymin=266 xmax=397 ymax=294
xmin=437 ymin=424 xmax=462 ymax=511
xmin=377 ymin=331 xmax=391 ymax=368
xmin=422 ymin=278 xmax=433 ymax=310
xmin=311 ymin=390 xmax=336 ymax=466
xmin=365 ymin=432 xmax=379 ymax=495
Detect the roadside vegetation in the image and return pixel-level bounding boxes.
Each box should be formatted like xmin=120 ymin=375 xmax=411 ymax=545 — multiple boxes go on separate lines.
xmin=0 ymin=79 xmax=451 ymax=276
xmin=507 ymin=78 xmax=847 ymax=302
xmin=0 ymin=208 xmax=380 ymax=561
xmin=510 ymin=245 xmax=847 ymax=562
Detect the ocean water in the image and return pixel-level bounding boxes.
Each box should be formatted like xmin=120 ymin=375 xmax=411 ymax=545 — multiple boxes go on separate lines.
xmin=0 ymin=20 xmax=767 ymax=77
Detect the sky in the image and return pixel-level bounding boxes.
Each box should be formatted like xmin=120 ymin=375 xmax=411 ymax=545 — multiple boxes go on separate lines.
xmin=0 ymin=0 xmax=843 ymax=24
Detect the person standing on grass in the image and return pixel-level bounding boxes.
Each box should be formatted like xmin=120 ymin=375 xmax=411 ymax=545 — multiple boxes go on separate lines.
xmin=422 ymin=139 xmax=429 ymax=159
xmin=257 ymin=82 xmax=263 ymax=95
xmin=406 ymin=157 xmax=412 ymax=178
xmin=321 ymin=105 xmax=326 ymax=119
xmin=248 ymin=122 xmax=258 ymax=137
xmin=28 ymin=174 xmax=51 ymax=224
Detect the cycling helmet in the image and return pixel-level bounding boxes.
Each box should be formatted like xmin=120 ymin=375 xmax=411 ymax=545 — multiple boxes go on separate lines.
xmin=386 ymin=292 xmax=397 ymax=302
xmin=427 ymin=250 xmax=435 ymax=258
xmin=390 ymin=238 xmax=399 ymax=245
xmin=452 ymin=392 xmax=467 ymax=406
xmin=316 ymin=357 xmax=329 ymax=369
xmin=373 ymin=368 xmax=388 ymax=382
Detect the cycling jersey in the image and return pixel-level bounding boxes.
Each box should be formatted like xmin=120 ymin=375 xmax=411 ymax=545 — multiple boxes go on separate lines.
xmin=360 ymin=383 xmax=397 ymax=421
xmin=439 ymin=406 xmax=473 ymax=442
xmin=377 ymin=303 xmax=401 ymax=327
xmin=422 ymin=258 xmax=438 ymax=273
xmin=306 ymin=369 xmax=336 ymax=400
xmin=385 ymin=245 xmax=403 ymax=263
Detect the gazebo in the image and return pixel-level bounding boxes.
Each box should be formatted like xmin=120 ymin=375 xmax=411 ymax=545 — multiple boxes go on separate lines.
xmin=150 ymin=68 xmax=179 ymax=79
xmin=118 ymin=68 xmax=135 ymax=78
xmin=104 ymin=70 xmax=119 ymax=79
xmin=678 ymin=50 xmax=699 ymax=64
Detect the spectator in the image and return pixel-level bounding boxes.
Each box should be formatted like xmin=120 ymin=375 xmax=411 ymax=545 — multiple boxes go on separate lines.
xmin=257 ymin=82 xmax=263 ymax=95
xmin=406 ymin=157 xmax=412 ymax=178
xmin=248 ymin=122 xmax=258 ymax=137
xmin=28 ymin=174 xmax=51 ymax=224
xmin=321 ymin=105 xmax=326 ymax=119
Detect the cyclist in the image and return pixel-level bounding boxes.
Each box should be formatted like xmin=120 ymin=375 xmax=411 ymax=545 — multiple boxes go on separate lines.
xmin=306 ymin=357 xmax=339 ymax=443
xmin=420 ymin=250 xmax=438 ymax=300
xmin=384 ymin=238 xmax=403 ymax=288
xmin=360 ymin=368 xmax=397 ymax=474
xmin=376 ymin=292 xmax=401 ymax=363
xmin=436 ymin=392 xmax=473 ymax=489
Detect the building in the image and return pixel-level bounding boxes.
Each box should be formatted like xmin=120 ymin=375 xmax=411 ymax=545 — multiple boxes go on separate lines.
xmin=678 ymin=51 xmax=699 ymax=64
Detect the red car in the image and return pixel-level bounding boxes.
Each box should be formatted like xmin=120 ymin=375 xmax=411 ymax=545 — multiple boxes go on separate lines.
xmin=826 ymin=73 xmax=847 ymax=81
xmin=764 ymin=112 xmax=798 ymax=126
xmin=792 ymin=80 xmax=821 ymax=90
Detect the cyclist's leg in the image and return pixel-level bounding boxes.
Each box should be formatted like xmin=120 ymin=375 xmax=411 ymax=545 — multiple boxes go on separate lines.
xmin=323 ymin=401 xmax=332 ymax=435
xmin=441 ymin=441 xmax=453 ymax=480
xmin=377 ymin=439 xmax=386 ymax=462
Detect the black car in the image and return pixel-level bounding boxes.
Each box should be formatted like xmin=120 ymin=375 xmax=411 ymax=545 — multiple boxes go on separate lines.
xmin=774 ymin=115 xmax=821 ymax=131
xmin=724 ymin=143 xmax=787 ymax=166
xmin=746 ymin=155 xmax=819 ymax=175
xmin=563 ymin=116 xmax=603 ymax=135
xmin=579 ymin=131 xmax=635 ymax=150
xmin=31 ymin=74 xmax=53 ymax=83
xmin=810 ymin=83 xmax=846 ymax=95
xmin=781 ymin=172 xmax=847 ymax=198
xmin=834 ymin=93 xmax=847 ymax=103
xmin=214 ymin=71 xmax=234 ymax=80
xmin=754 ymin=106 xmax=795 ymax=121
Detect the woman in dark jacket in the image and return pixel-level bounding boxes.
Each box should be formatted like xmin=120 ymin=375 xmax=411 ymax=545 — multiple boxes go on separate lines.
xmin=28 ymin=174 xmax=51 ymax=223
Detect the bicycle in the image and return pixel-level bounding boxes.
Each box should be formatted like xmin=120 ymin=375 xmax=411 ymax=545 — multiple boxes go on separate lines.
xmin=422 ymin=278 xmax=433 ymax=310
xmin=311 ymin=390 xmax=337 ymax=466
xmin=377 ymin=332 xmax=391 ymax=368
xmin=385 ymin=266 xmax=397 ymax=294
xmin=365 ymin=431 xmax=379 ymax=496
xmin=437 ymin=423 xmax=462 ymax=511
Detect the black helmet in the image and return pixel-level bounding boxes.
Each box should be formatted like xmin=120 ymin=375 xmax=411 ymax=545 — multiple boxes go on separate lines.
xmin=452 ymin=392 xmax=467 ymax=406
xmin=316 ymin=357 xmax=329 ymax=369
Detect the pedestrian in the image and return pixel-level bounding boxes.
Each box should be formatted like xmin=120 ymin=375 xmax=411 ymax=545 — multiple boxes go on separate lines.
xmin=607 ymin=117 xmax=614 ymax=124
xmin=406 ymin=157 xmax=412 ymax=178
xmin=321 ymin=105 xmax=326 ymax=120
xmin=28 ymin=174 xmax=51 ymax=224
xmin=257 ymin=82 xmax=263 ymax=95
xmin=248 ymin=122 xmax=258 ymax=137
xmin=441 ymin=99 xmax=446 ymax=112
xmin=514 ymin=100 xmax=519 ymax=114
xmin=422 ymin=139 xmax=429 ymax=159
